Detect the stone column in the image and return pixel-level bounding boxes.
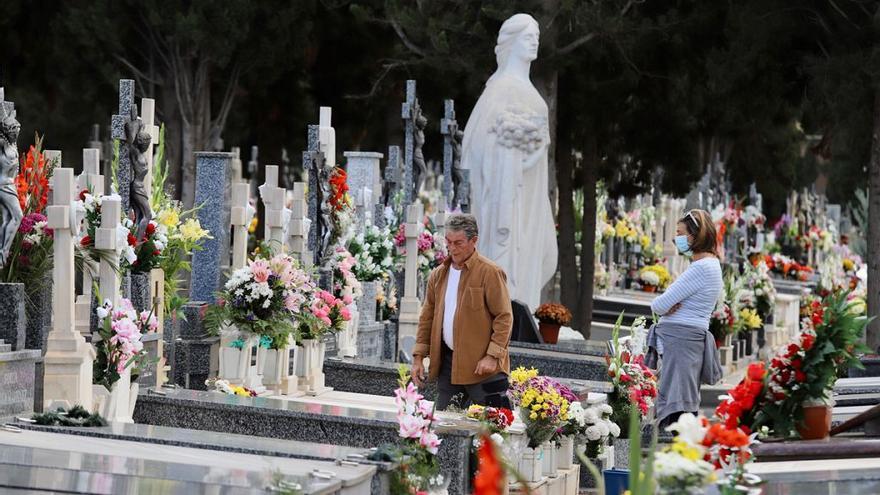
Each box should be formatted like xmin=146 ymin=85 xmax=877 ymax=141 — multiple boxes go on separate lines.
xmin=43 ymin=168 xmax=96 ymax=411
xmin=397 ymin=203 xmax=424 ymax=359
xmin=190 ymin=152 xmax=233 ymax=303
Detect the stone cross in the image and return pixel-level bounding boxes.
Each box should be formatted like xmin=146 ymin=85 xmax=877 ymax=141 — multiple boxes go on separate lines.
xmin=74 ymin=149 xmax=104 ymax=336
xmin=43 ymin=168 xmax=96 ymax=411
xmin=304 ymin=125 xmax=322 ymax=257
xmin=401 ymin=80 xmax=418 ymax=205
xmin=383 ymin=145 xmax=401 ymax=207
xmin=140 ymin=98 xmax=160 ymax=197
xmin=440 ymin=99 xmax=457 ymax=208
xmin=306 ymin=107 xmax=336 ymax=268
xmin=397 ymin=203 xmax=424 ymax=359
xmin=110 ymin=79 xmax=135 ymax=212
xmin=288 ymin=182 xmax=310 ymax=263
xmin=247 ymin=145 xmax=259 ymax=199
xmin=190 ymin=152 xmax=234 ymax=303
xmin=230 ymin=182 xmax=250 ymax=271
xmin=44 ymin=150 xmax=61 ymax=205
xmin=95 ymin=197 xmax=122 ymax=309
xmin=260 ymin=164 xmax=286 ymax=249
xmin=230 ymin=146 xmax=243 ymax=183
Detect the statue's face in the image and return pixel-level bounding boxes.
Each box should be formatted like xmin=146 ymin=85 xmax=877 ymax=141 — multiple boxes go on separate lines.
xmin=513 ymin=23 xmax=540 ymax=62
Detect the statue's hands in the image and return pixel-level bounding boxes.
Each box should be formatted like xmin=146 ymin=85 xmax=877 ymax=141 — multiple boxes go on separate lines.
xmin=497 ymin=228 xmax=510 ymax=246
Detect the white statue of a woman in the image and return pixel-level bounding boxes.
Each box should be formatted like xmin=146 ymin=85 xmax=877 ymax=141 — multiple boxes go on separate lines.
xmin=462 ymin=13 xmax=557 ymax=310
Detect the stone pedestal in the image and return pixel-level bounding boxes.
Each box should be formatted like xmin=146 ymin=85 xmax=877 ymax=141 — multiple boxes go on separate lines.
xmin=25 ymin=275 xmax=53 ymax=351
xmin=357 ymin=281 xmax=379 ymax=326
xmin=0 ymin=348 xmax=41 ymax=416
xmin=129 ymin=272 xmax=151 ymax=313
xmin=0 ymin=283 xmax=26 ymax=351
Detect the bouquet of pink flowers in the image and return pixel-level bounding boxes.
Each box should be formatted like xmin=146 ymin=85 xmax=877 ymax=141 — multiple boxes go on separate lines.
xmin=390 ymin=365 xmax=445 ymax=493
xmin=93 ymin=297 xmax=158 ymax=390
xmin=206 ymin=254 xmax=313 ymax=349
xmin=394 ymin=218 xmax=447 ymax=278
xmin=330 ymin=246 xmax=362 ymax=304
xmin=297 ymin=289 xmax=351 ymax=340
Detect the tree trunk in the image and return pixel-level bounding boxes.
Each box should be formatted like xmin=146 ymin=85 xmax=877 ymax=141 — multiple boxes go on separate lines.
xmin=557 ymin=153 xmax=578 ymax=322
xmin=577 ymin=134 xmax=599 ymax=340
xmin=867 ymin=86 xmax=880 ymax=352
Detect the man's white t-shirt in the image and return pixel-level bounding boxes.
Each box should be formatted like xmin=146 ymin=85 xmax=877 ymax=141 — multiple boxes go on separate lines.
xmin=442 ymin=267 xmax=462 ymax=349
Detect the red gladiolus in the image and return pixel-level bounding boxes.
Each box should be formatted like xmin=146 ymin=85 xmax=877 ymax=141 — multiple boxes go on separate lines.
xmin=473 ymin=435 xmax=503 ymax=495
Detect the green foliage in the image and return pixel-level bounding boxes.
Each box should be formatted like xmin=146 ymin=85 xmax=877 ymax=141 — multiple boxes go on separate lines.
xmin=151 ymin=123 xmax=169 ymax=212
xmin=32 ymin=405 xmax=108 ymax=427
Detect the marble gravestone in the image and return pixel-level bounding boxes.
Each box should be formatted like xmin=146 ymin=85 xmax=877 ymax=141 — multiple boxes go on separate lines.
xmin=110 ymin=79 xmax=135 ymax=212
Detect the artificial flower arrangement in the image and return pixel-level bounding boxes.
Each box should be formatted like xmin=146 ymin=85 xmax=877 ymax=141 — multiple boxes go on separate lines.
xmin=205 ymin=254 xmax=311 ymax=350
xmin=741 ymin=260 xmax=776 ymax=321
xmin=1 ymin=134 xmax=56 ymax=295
xmin=557 ymin=402 xmax=620 ymax=457
xmin=77 ymin=190 xmax=139 ymax=270
xmin=377 ymin=282 xmax=398 ymax=320
xmin=389 ymin=365 xmax=445 ymax=494
xmin=328 ymin=167 xmax=355 ymax=244
xmin=605 ymin=315 xmax=657 ymax=436
xmin=717 ymin=290 xmax=869 ymax=438
xmin=347 ymin=222 xmax=399 ymax=282
xmin=207 ymin=378 xmax=258 ymax=397
xmin=329 ymin=245 xmax=362 ymax=305
xmin=296 ymin=288 xmax=351 ymax=341
xmin=639 ymin=264 xmax=670 ymax=291
xmin=154 ymin=205 xmax=212 ymax=319
xmin=93 ymin=297 xmax=158 ymax=390
xmin=507 ymin=367 xmax=571 ymax=448
xmin=466 ymin=404 xmax=514 ymax=436
xmin=709 ymin=301 xmax=736 ymax=346
xmin=763 ymin=252 xmax=813 ymax=281
xmin=533 ymin=302 xmax=572 ymax=326
xmin=394 ymin=216 xmax=447 ymax=279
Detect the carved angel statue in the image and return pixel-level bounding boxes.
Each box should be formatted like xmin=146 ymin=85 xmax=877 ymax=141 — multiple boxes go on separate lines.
xmin=0 ymin=96 xmax=22 ymax=267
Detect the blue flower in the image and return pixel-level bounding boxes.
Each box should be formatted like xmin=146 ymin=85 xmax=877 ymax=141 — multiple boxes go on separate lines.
xmin=259 ymin=335 xmax=272 ymax=349
xmin=229 ymin=338 xmax=246 ymax=349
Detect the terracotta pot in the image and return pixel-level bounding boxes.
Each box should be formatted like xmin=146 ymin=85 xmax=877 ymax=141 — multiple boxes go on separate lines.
xmin=642 ymin=284 xmax=657 ymax=293
xmin=798 ymin=402 xmax=832 ymax=440
xmin=539 ymin=322 xmax=561 ymax=344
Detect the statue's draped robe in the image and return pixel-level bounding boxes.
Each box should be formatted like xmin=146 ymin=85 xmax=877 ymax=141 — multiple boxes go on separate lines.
xmin=462 ymin=74 xmax=558 ymax=310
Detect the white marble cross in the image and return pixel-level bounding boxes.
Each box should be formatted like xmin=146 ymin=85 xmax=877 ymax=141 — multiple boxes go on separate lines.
xmin=260 ymin=165 xmax=287 ymax=249
xmin=318 ymin=107 xmax=336 ymax=169
xmin=397 ymin=203 xmax=424 ymax=357
xmin=43 ymin=167 xmax=96 ymax=411
xmin=230 ymin=182 xmax=250 ymax=270
xmin=74 ymin=148 xmax=104 ymax=336
xmin=140 ymin=98 xmax=160 ymax=197
xmin=287 ymin=182 xmax=310 ymax=263
xmin=95 ymin=197 xmax=122 ymax=307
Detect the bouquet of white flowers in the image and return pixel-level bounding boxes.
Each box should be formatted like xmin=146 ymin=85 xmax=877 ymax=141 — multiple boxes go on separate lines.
xmin=348 ymin=223 xmax=399 ymax=282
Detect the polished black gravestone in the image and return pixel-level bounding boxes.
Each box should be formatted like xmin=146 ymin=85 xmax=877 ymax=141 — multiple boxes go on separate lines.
xmin=511 ymin=299 xmax=542 ymax=343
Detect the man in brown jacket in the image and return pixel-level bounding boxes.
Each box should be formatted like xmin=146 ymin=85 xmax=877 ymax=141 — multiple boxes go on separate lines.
xmin=411 ymin=214 xmax=513 ymax=410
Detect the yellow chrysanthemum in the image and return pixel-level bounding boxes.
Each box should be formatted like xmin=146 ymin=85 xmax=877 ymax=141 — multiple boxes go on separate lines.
xmin=248 ymin=217 xmax=259 ymax=234
xmin=511 ymin=366 xmax=539 ymax=384
xmin=529 ymin=412 xmax=538 ymax=420
xmin=670 ymin=439 xmax=702 ymax=461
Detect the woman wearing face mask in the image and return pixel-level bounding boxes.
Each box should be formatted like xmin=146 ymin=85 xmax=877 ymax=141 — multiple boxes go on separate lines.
xmin=647 ymin=209 xmax=723 ymax=429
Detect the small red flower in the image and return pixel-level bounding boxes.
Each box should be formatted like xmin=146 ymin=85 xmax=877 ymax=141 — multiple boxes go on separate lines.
xmin=145 ymin=222 xmax=156 ymax=236
xmin=795 ymin=370 xmax=807 ymax=382
xmin=80 ymin=235 xmax=91 ymax=247
xmin=79 ymin=189 xmax=89 ymax=201
xmin=127 ymin=233 xmax=137 ymax=246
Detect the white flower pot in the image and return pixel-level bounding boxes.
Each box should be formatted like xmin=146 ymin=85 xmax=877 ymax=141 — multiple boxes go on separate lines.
xmin=92 ymin=366 xmax=137 ymax=423
xmin=556 ymin=436 xmax=574 ymax=470
xmin=541 ymin=441 xmax=557 ymax=477
xmin=262 ymin=335 xmax=300 ymax=395
xmin=219 ymin=329 xmax=252 ymax=384
xmin=336 ymin=306 xmax=360 ymax=357
xmin=297 ymin=339 xmax=328 ymax=394
xmin=519 ymin=445 xmax=543 ymax=482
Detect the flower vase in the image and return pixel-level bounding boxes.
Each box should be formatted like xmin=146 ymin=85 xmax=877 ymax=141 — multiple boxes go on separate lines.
xmin=642 ymin=284 xmax=657 ymax=293
xmin=541 ymin=441 xmax=557 ymax=477
xmin=262 ymin=336 xmax=301 ymax=395
xmin=297 ymin=339 xmax=330 ymax=395
xmin=798 ymin=396 xmax=834 ymax=440
xmin=92 ymin=366 xmax=137 ymax=423
xmin=336 ymin=304 xmax=359 ymax=357
xmin=519 ymin=445 xmax=543 ymax=482
xmin=539 ymin=322 xmax=561 ymax=344
xmin=219 ymin=330 xmax=253 ymax=385
xmin=242 ymin=336 xmax=267 ymax=394
xmin=556 ymin=436 xmax=574 ymax=470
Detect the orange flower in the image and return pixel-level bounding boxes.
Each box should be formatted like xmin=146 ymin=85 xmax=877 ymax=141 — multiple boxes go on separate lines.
xmin=473 ymin=435 xmax=503 ymax=495
xmin=16 ymin=136 xmax=55 ymax=215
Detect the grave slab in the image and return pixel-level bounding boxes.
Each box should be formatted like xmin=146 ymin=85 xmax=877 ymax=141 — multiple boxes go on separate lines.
xmin=0 ymin=348 xmax=41 ymax=416
xmin=134 ymin=387 xmax=475 ymax=495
